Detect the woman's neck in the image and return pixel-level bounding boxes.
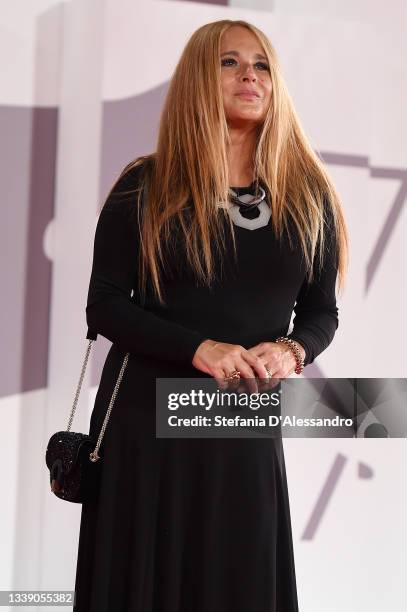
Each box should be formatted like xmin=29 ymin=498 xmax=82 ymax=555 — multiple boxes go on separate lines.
xmin=228 ymin=162 xmax=255 ymax=188
xmin=227 ymin=127 xmax=257 ymax=187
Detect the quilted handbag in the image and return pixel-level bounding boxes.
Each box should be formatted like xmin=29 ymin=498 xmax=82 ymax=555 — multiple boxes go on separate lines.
xmin=45 ymin=332 xmax=129 ymax=503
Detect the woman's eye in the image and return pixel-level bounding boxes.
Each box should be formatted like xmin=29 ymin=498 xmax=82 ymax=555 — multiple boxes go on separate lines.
xmin=220 ymin=58 xmax=270 ymax=71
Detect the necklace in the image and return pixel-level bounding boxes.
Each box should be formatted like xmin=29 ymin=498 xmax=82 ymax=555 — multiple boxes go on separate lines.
xmin=218 ymin=182 xmax=271 ymax=230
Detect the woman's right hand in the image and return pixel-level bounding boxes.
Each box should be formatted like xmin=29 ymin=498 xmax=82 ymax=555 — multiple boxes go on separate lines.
xmin=192 ymin=339 xmax=273 ymax=393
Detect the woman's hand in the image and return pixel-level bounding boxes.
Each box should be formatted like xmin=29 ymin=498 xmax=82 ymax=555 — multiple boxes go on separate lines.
xmin=246 ymin=340 xmax=306 ymax=378
xmin=192 ymin=339 xmax=273 ymax=393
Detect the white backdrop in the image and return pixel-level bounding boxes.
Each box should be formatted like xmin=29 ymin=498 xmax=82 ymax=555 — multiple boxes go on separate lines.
xmin=1 ymin=0 xmax=406 ymax=610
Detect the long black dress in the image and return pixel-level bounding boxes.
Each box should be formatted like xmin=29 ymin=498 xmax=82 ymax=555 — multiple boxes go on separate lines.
xmin=73 ymin=160 xmax=339 ymax=611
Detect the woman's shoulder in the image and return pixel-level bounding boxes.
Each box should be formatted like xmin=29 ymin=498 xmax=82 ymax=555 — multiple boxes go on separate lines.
xmin=102 ymin=155 xmax=153 ymax=215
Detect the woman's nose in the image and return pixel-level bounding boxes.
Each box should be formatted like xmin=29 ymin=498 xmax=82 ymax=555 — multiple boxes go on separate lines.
xmin=240 ymin=64 xmax=257 ymax=80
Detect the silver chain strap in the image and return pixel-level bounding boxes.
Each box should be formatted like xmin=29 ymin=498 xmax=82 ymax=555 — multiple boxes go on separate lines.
xmin=65 ymin=169 xmax=149 ymax=461
xmin=67 ymin=339 xmax=129 ymax=463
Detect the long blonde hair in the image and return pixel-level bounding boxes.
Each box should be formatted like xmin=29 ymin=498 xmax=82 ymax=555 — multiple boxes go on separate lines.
xmin=111 ymin=19 xmax=349 ymax=305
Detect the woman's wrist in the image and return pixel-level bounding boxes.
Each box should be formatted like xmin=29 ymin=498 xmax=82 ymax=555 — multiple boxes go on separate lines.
xmin=275 ymin=336 xmax=305 ymax=374
xmin=290 ymin=340 xmax=306 ymax=362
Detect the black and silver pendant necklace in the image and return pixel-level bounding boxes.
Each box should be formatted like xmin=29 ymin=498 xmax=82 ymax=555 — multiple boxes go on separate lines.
xmin=225 ymin=180 xmax=271 ymax=230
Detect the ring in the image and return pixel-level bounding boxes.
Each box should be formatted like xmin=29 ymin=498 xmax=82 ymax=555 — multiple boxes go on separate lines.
xmin=265 ymin=367 xmax=272 ymax=379
xmin=226 ymin=369 xmax=241 ymax=381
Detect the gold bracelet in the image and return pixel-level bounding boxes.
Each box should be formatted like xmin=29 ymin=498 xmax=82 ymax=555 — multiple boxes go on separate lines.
xmin=275 ymin=337 xmax=304 ymax=375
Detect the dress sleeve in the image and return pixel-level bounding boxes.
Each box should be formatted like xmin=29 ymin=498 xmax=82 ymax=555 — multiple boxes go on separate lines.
xmin=287 ymin=202 xmax=339 ymax=367
xmin=85 ymin=163 xmax=208 ymax=365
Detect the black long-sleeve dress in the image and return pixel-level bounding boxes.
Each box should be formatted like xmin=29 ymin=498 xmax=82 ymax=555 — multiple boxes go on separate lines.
xmin=73 ymin=159 xmax=339 ymax=612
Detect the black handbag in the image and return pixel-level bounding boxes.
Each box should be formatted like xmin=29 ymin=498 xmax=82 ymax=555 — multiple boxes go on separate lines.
xmin=45 ymin=329 xmax=129 ymax=504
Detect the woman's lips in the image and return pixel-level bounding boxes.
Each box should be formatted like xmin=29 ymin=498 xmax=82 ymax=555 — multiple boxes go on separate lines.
xmin=235 ymin=93 xmax=260 ymax=100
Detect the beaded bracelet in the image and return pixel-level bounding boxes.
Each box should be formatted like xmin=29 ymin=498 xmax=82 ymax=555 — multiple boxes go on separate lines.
xmin=275 ymin=336 xmax=305 ymax=375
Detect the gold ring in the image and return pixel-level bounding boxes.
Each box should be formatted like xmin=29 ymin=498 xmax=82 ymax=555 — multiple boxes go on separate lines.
xmin=226 ymin=369 xmax=241 ymax=381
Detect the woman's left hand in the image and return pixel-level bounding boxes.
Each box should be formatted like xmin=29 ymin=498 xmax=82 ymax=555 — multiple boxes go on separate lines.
xmin=229 ymin=341 xmax=296 ymax=394
xmin=220 ymin=340 xmax=305 ymax=394
xmin=247 ymin=341 xmax=302 ymax=380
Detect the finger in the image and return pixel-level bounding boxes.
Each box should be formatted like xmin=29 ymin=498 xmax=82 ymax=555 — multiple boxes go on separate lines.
xmin=246 ymin=344 xmax=263 ymax=357
xmin=271 ymin=370 xmax=287 ymax=381
xmin=221 ymin=363 xmax=256 ymax=393
xmin=258 ymin=374 xmax=275 ymax=393
xmin=260 ymin=361 xmax=285 ymax=390
xmin=242 ymin=351 xmax=270 ymax=381
xmin=214 ymin=371 xmax=228 ymax=390
xmin=215 ymin=365 xmax=239 ymax=390
xmin=216 ymin=364 xmax=240 ymax=392
xmin=258 ymin=375 xmax=272 ymax=392
xmin=233 ymin=359 xmax=259 ymax=394
xmin=247 ymin=342 xmax=269 ymax=358
xmin=262 ymin=377 xmax=281 ymax=391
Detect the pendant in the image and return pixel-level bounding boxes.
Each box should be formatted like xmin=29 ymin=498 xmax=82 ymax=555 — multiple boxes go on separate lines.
xmin=227 ymin=201 xmax=271 ymax=230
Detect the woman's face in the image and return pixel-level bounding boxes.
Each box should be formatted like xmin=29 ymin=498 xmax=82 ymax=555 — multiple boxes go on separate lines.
xmin=219 ymin=26 xmax=272 ymax=129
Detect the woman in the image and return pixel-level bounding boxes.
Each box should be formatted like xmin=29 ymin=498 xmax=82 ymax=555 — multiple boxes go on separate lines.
xmin=73 ymin=19 xmax=348 ymax=612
